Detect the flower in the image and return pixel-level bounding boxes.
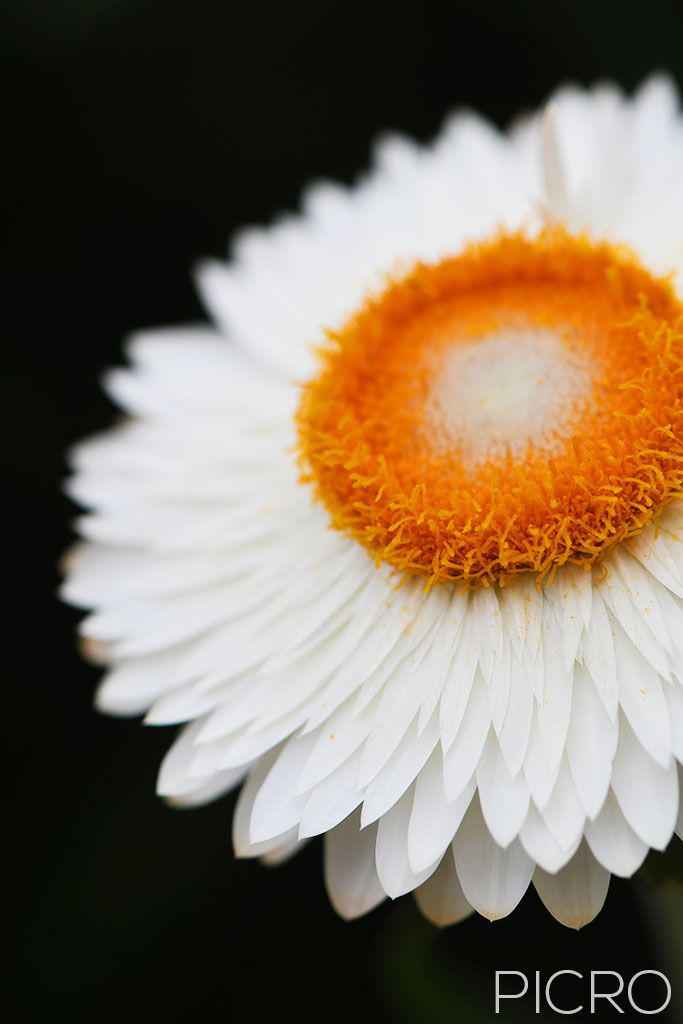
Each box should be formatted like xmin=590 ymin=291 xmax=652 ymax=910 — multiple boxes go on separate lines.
xmin=63 ymin=76 xmax=683 ymax=930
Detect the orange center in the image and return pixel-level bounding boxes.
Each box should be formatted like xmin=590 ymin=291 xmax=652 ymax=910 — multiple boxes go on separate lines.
xmin=296 ymin=229 xmax=683 ymax=586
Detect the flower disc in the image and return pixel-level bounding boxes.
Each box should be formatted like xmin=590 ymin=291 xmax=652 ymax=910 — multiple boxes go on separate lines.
xmin=298 ymin=230 xmax=683 ymax=585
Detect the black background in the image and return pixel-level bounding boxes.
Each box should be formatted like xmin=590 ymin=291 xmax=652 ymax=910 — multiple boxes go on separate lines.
xmin=5 ymin=1 xmax=683 ymax=1021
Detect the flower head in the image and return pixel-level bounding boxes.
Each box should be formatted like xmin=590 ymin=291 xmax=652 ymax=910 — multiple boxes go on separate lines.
xmin=64 ymin=76 xmax=683 ymax=928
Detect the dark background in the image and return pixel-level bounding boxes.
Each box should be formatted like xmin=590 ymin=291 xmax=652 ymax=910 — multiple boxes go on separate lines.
xmin=5 ymin=1 xmax=683 ymax=1021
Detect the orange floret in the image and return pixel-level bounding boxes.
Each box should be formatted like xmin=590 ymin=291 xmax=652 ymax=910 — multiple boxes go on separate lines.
xmin=296 ymin=229 xmax=683 ymax=586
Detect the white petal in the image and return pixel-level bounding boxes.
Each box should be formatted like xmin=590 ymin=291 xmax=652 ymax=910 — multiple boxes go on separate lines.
xmin=297 ymin=696 xmax=376 ymax=791
xmin=408 ymin=746 xmax=475 ymax=873
xmin=298 ymin=747 xmax=365 ymax=838
xmin=376 ymin=787 xmax=437 ymax=898
xmin=541 ymin=102 xmax=572 ymax=222
xmin=499 ymin=575 xmax=543 ymax=661
xmin=476 ymin=732 xmax=530 ymax=848
xmin=538 ymin=604 xmax=573 ymax=771
xmin=360 ymin=713 xmax=439 ymax=826
xmin=232 ymin=750 xmax=297 ymax=859
xmin=611 ymin=546 xmax=672 ymax=653
xmin=584 ymin=790 xmax=649 ymax=877
xmin=665 ymin=683 xmax=683 ymax=763
xmin=611 ymin=714 xmax=678 ymax=849
xmin=598 ymin=565 xmax=670 ymax=679
xmin=358 ymin=646 xmax=433 ymax=787
xmin=166 ymin=771 xmax=248 ymax=808
xmin=453 ymin=797 xmax=534 ymax=920
xmin=442 ymin=676 xmax=491 ymax=801
xmin=260 ymin=833 xmax=308 ymax=867
xmin=196 ymin=699 xmax=316 ymax=773
xmin=566 ymin=665 xmax=617 ymax=820
xmin=580 ymin=586 xmax=618 ymax=717
xmin=538 ymin=758 xmax=586 ymax=852
xmin=519 ymin=802 xmax=581 ymax=873
xmin=96 ymin=649 xmax=191 ymax=717
xmin=497 ymin=651 xmax=534 ymax=778
xmin=145 ymin=681 xmax=230 ymax=727
xmin=652 ymin=584 xmax=683 ymax=665
xmin=414 ymin=852 xmax=473 ymax=927
xmin=627 ymin=519 xmax=683 ymax=599
xmin=473 ymin=586 xmax=504 ymax=685
xmin=613 ymin=624 xmax=672 ymax=767
xmin=302 ymin=584 xmax=423 ymax=732
xmin=324 ymin=811 xmax=386 ymax=920
xmin=416 ymin=602 xmax=464 ymax=732
xmin=157 ymin=718 xmax=250 ymax=801
xmin=439 ymin=607 xmax=478 ymax=751
xmin=195 ymin=260 xmax=311 ymax=379
xmin=523 ymin=707 xmax=561 ymax=810
xmin=676 ymin=763 xmax=683 ymax=839
xmin=487 ymin=641 xmax=512 ymax=735
xmin=547 ymin=562 xmax=592 ymax=672
xmin=249 ymin=730 xmax=318 ymax=842
xmin=533 ymin=841 xmax=610 ymax=929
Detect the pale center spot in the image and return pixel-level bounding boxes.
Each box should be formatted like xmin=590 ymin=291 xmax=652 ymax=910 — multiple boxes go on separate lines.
xmin=428 ymin=327 xmax=594 ymax=465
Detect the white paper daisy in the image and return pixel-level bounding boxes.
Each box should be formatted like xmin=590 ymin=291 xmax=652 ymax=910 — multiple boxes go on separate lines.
xmin=63 ymin=76 xmax=683 ymax=930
